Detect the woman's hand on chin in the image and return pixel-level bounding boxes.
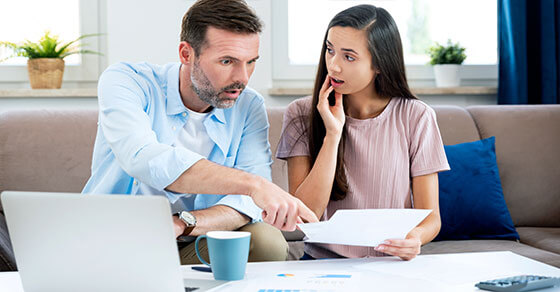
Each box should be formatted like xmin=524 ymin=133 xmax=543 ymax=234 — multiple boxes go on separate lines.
xmin=374 ymin=236 xmax=422 ymax=261
xmin=317 ymin=76 xmax=345 ymax=139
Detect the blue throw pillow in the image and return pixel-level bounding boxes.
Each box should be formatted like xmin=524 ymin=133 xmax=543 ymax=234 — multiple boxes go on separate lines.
xmin=434 ymin=136 xmax=519 ymax=241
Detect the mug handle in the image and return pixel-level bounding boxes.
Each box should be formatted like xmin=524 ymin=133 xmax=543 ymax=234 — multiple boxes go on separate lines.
xmin=195 ymin=235 xmax=211 ymax=267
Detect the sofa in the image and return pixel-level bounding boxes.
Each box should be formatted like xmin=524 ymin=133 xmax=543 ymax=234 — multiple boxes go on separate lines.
xmin=0 ymin=104 xmax=559 ymax=271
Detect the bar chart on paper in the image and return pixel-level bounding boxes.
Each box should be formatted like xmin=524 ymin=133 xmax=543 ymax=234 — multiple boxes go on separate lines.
xmin=250 ymin=271 xmax=360 ymax=292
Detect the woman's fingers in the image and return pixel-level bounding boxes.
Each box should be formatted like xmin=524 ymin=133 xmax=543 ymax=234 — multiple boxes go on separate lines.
xmin=374 ymin=238 xmax=421 ymax=260
xmin=375 ymin=245 xmax=418 ymax=255
xmin=320 ymin=75 xmax=331 ymax=94
xmin=319 ymin=85 xmax=334 ymax=105
xmin=317 ymin=86 xmax=334 ymax=117
xmin=383 ymin=239 xmax=420 ymax=248
xmin=377 ymin=248 xmax=420 ymax=261
xmin=318 ymin=76 xmax=333 ymax=104
xmin=316 ymin=75 xmax=345 ymax=137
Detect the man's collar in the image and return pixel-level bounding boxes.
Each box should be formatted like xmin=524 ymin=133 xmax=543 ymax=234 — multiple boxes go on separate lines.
xmin=210 ymin=108 xmax=226 ymax=124
xmin=165 ymin=63 xmax=185 ymax=116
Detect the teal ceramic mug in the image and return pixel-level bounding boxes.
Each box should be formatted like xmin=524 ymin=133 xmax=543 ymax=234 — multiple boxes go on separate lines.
xmin=195 ymin=231 xmax=251 ymax=281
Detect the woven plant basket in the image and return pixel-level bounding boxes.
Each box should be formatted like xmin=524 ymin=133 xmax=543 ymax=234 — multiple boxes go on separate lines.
xmin=27 ymin=58 xmax=65 ymax=89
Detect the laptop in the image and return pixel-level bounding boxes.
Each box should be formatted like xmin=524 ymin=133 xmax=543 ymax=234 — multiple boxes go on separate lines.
xmin=1 ymin=191 xmax=226 ymax=292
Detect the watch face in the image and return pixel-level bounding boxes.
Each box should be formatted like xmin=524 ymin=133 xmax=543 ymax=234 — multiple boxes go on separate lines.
xmin=180 ymin=211 xmax=196 ymax=226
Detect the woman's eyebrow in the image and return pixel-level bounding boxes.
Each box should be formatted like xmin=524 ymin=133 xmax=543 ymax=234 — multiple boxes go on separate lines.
xmin=325 ymin=40 xmax=358 ymax=55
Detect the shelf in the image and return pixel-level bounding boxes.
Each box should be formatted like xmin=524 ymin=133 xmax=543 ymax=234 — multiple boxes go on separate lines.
xmin=0 ymin=88 xmax=97 ymax=98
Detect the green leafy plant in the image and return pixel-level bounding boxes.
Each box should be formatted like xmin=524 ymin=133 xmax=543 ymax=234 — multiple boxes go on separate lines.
xmin=0 ymin=31 xmax=101 ymax=62
xmin=427 ymin=39 xmax=466 ymax=65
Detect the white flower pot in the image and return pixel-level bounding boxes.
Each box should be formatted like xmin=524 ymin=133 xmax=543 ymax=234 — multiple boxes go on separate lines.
xmin=433 ymin=64 xmax=461 ymax=87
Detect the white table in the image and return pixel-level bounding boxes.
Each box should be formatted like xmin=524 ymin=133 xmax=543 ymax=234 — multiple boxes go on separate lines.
xmin=2 ymin=251 xmax=559 ymax=291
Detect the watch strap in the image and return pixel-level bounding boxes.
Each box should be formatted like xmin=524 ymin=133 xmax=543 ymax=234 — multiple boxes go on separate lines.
xmin=183 ymin=225 xmax=195 ymax=236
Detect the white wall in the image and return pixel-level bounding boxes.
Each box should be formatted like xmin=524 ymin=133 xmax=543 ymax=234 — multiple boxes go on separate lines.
xmin=105 ymin=0 xmax=189 ymax=65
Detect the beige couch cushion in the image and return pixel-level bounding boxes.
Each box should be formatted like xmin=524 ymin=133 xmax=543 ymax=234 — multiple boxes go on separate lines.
xmin=432 ymin=106 xmax=481 ymax=145
xmin=467 ymin=105 xmax=560 ymax=227
xmin=0 ymin=110 xmax=98 ymax=203
xmin=267 ymin=107 xmax=289 ymax=191
xmin=517 ymin=227 xmax=560 ymax=255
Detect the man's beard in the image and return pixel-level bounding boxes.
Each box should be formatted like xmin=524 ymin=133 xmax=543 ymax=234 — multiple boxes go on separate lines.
xmin=190 ymin=60 xmax=246 ymax=109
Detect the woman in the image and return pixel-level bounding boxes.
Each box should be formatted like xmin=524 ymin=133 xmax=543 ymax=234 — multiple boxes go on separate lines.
xmin=276 ymin=4 xmax=450 ymax=261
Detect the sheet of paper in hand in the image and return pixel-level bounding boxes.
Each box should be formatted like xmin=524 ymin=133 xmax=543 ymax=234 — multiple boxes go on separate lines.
xmin=297 ymin=209 xmax=431 ymax=247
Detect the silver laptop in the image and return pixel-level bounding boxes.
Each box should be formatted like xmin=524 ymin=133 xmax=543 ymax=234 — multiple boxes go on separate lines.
xmin=1 ymin=191 xmax=225 ymax=292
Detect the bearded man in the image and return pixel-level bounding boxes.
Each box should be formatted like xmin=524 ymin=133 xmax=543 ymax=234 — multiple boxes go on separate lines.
xmin=83 ymin=0 xmax=317 ymax=264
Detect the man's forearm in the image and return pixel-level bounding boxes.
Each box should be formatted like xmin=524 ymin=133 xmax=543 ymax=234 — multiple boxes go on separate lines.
xmin=166 ymin=159 xmax=263 ymax=197
xmin=168 ymin=157 xmax=319 ymax=232
xmin=180 ymin=205 xmax=250 ymax=236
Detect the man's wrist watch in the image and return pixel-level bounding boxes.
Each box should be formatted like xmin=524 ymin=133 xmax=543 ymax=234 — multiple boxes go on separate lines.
xmin=175 ymin=210 xmax=197 ymax=236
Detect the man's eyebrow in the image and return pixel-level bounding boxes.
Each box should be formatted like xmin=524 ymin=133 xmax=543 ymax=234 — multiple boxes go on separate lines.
xmin=221 ymin=55 xmax=240 ymax=61
xmin=221 ymin=56 xmax=260 ymax=62
xmin=325 ymin=40 xmax=359 ymax=55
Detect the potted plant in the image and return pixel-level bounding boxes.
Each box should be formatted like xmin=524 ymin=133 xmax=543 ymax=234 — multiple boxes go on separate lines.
xmin=0 ymin=31 xmax=101 ymax=89
xmin=428 ymin=39 xmax=466 ymax=87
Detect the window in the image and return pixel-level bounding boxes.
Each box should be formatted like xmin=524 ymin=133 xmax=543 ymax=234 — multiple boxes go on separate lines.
xmin=0 ymin=0 xmax=101 ymax=83
xmin=272 ymin=0 xmax=497 ymax=86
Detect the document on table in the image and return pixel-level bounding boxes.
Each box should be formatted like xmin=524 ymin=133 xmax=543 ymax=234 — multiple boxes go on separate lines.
xmin=297 ymin=209 xmax=431 ymax=247
xmin=245 ymin=271 xmax=362 ymax=292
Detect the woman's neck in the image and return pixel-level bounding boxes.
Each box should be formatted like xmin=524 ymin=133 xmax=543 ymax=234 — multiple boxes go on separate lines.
xmin=345 ymin=83 xmax=391 ymax=120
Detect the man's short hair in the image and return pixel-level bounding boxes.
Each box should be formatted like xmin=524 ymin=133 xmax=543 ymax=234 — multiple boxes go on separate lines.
xmin=180 ymin=0 xmax=263 ymax=56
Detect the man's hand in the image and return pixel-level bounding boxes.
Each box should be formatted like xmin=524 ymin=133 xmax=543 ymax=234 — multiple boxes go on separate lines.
xmin=167 ymin=159 xmax=318 ymax=232
xmin=249 ymin=176 xmax=319 ymax=231
xmin=172 ymin=215 xmax=186 ymax=238
xmin=374 ymin=236 xmax=422 ymax=261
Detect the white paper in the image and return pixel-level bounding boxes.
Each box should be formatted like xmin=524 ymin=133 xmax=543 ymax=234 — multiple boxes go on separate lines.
xmin=244 ymin=271 xmax=361 ymax=292
xmin=297 ymin=209 xmax=431 ymax=247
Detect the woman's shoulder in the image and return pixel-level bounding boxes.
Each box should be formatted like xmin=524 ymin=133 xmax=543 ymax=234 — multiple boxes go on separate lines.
xmin=392 ymin=97 xmax=436 ymax=119
xmin=392 ymin=97 xmax=431 ymax=111
xmin=286 ymin=95 xmax=313 ymax=118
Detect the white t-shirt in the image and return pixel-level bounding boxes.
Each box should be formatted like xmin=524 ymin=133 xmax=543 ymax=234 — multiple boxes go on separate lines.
xmin=175 ymin=108 xmax=214 ymax=158
xmin=139 ymin=107 xmax=215 ymax=212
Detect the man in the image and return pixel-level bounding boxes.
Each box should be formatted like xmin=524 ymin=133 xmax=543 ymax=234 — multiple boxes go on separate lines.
xmin=83 ymin=0 xmax=317 ymax=264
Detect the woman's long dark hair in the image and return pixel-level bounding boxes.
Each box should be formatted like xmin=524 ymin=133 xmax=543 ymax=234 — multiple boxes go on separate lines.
xmin=307 ymin=5 xmax=416 ymax=201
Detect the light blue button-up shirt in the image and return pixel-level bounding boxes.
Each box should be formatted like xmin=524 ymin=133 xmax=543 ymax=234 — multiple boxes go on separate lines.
xmin=82 ymin=62 xmax=272 ymax=221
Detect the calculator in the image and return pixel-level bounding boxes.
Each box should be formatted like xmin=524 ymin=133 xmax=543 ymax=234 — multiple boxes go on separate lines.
xmin=475 ymin=275 xmax=560 ymax=292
